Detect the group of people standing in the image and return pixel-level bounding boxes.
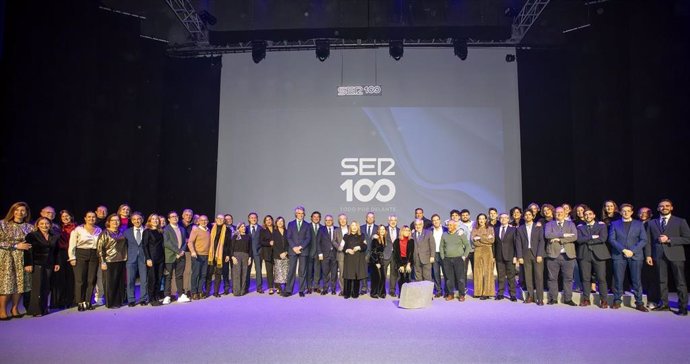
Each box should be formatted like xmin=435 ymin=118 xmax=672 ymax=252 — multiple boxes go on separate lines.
xmin=1 ymin=198 xmax=688 ymax=320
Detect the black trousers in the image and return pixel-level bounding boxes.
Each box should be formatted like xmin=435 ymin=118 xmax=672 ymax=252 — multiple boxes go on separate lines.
xmin=344 ymin=279 xmax=360 ymax=298
xmin=578 ymin=252 xmax=608 ymax=301
xmin=522 ymin=250 xmax=544 ymax=302
xmin=320 ymin=256 xmax=338 ymax=292
xmin=147 ymin=261 xmax=165 ymax=301
xmin=657 ymin=255 xmax=688 ymax=307
xmin=105 ymin=261 xmax=126 ymax=308
xmin=369 ymin=262 xmax=386 ymax=297
xmin=496 ymin=259 xmax=517 ymax=297
xmin=164 ymin=256 xmax=186 ymax=297
xmin=51 ymin=249 xmax=73 ymax=308
xmin=28 ymin=265 xmax=52 ymax=316
xmin=443 ymin=257 xmax=466 ymax=295
xmin=265 ymin=259 xmax=275 ymax=290
xmin=73 ymin=248 xmax=98 ymax=304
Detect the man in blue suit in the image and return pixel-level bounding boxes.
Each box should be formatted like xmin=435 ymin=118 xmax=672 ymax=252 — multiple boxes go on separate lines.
xmin=284 ymin=206 xmax=312 ymax=297
xmin=360 ymin=212 xmax=377 ymax=294
xmin=307 ymin=211 xmax=323 ymax=294
xmin=247 ymin=212 xmax=263 ymax=293
xmin=608 ymin=203 xmax=649 ymax=311
xmin=124 ymin=212 xmax=148 ymax=306
xmin=648 ymin=199 xmax=690 ymax=315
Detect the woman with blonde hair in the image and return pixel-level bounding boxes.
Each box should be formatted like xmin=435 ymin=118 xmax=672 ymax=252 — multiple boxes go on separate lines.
xmin=342 ymin=221 xmax=366 ymax=299
xmin=230 ymin=223 xmax=252 ymax=296
xmin=0 ymin=202 xmax=34 ymax=320
xmin=143 ymin=214 xmax=165 ymax=305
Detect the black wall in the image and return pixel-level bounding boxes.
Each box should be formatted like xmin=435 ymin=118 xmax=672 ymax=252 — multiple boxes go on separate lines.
xmin=518 ymin=1 xmax=690 ymax=217
xmin=0 ymin=1 xmax=220 ymax=219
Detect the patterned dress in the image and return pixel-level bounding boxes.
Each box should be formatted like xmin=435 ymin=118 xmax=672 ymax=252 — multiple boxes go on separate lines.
xmin=471 ymin=225 xmax=496 ymax=297
xmin=0 ymin=220 xmax=35 ymax=294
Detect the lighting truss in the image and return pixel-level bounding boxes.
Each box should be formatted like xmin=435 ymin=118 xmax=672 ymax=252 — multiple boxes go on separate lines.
xmin=163 ymin=0 xmax=208 ymax=43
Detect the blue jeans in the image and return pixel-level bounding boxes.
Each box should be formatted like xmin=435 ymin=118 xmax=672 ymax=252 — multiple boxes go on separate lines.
xmin=191 ymin=255 xmax=209 ymax=295
xmin=126 ymin=255 xmax=148 ymax=303
xmin=613 ymin=258 xmax=643 ymax=305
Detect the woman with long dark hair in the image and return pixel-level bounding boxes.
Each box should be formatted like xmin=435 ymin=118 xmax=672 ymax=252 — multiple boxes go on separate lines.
xmin=0 ymin=202 xmax=34 ymax=320
xmin=25 ymin=217 xmax=60 ymax=316
xmin=471 ymin=213 xmax=495 ymax=300
xmin=143 ymin=214 xmax=165 ymax=306
xmin=272 ymin=217 xmax=289 ymax=295
xmin=51 ymin=210 xmax=76 ymax=309
xmin=69 ymin=211 xmax=102 ymax=311
xmin=369 ymin=225 xmax=387 ymax=299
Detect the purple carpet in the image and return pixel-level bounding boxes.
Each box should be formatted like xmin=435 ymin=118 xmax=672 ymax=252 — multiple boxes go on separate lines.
xmin=4 ymin=286 xmax=690 ymax=363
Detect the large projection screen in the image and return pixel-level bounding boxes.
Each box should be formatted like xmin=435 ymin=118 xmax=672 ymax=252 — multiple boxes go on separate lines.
xmin=217 ymin=47 xmax=521 ymax=223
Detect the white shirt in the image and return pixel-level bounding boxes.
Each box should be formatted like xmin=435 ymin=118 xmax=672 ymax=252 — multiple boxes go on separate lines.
xmin=389 ymin=226 xmax=397 ymax=242
xmin=433 ymin=227 xmax=443 ymax=252
xmin=525 ymin=223 xmax=533 ymax=249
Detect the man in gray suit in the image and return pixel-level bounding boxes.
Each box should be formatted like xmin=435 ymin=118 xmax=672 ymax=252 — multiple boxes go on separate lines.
xmin=335 ymin=214 xmax=347 ymax=295
xmin=412 ymin=219 xmax=434 ymax=282
xmin=544 ymin=207 xmax=578 ymax=306
xmin=384 ymin=215 xmax=400 ymax=296
xmin=575 ymin=208 xmax=610 ymax=308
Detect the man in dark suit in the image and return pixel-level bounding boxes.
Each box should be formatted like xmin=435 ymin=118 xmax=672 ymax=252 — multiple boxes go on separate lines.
xmin=384 ymin=215 xmax=400 ymax=296
xmin=308 ymin=211 xmax=323 ymax=294
xmin=648 ymin=199 xmax=690 ymax=315
xmin=516 ymin=210 xmax=546 ymax=305
xmin=429 ymin=214 xmax=447 ymax=297
xmin=317 ymin=214 xmax=339 ymax=295
xmin=247 ymin=212 xmax=263 ymax=293
xmin=335 ymin=214 xmax=348 ymax=295
xmin=410 ymin=208 xmax=432 ymax=230
xmin=608 ymin=203 xmax=649 ymax=312
xmin=124 ymin=212 xmax=148 ymax=306
xmin=494 ymin=213 xmax=518 ymax=301
xmin=284 ymin=206 xmax=312 ymax=297
xmin=360 ymin=212 xmax=377 ymax=294
xmin=575 ymin=208 xmax=611 ymax=308
xmin=412 ymin=219 xmax=434 ymax=282
xmin=544 ymin=207 xmax=578 ymax=306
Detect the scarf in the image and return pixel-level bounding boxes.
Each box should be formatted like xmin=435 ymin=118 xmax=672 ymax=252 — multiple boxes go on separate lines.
xmin=208 ymin=223 xmax=226 ymax=268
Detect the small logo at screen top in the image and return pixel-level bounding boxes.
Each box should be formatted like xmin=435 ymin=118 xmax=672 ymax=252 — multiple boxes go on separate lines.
xmin=340 ymin=158 xmax=396 ymax=203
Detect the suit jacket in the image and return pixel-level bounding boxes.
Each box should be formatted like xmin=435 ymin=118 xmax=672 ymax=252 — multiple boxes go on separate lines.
xmin=286 ymin=219 xmax=312 ymax=256
xmin=410 ymin=217 xmax=432 ymax=230
xmin=608 ymin=219 xmax=648 ymax=261
xmin=492 ymin=225 xmax=517 ymax=261
xmin=142 ymin=229 xmax=165 ymax=263
xmin=123 ymin=226 xmax=146 ymax=264
xmin=544 ymin=220 xmax=577 ymax=259
xmin=247 ymin=224 xmax=262 ymax=257
xmin=411 ymin=229 xmax=434 ymax=264
xmin=515 ymin=222 xmax=546 ymax=259
xmin=308 ymin=222 xmax=323 ymax=258
xmin=393 ymin=238 xmax=415 ymax=266
xmin=575 ymin=222 xmax=611 ymax=260
xmin=360 ymin=223 xmax=378 ymax=254
xmin=24 ymin=230 xmax=60 ymax=267
xmin=163 ymin=224 xmax=188 ymax=263
xmin=316 ymin=225 xmax=339 ymax=259
xmin=648 ymin=215 xmax=690 ymax=261
xmin=334 ymin=226 xmax=346 ymax=252
xmin=383 ymin=226 xmax=400 ymax=261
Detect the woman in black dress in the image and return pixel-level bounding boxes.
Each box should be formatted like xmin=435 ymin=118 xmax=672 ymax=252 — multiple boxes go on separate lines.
xmin=272 ymin=217 xmax=289 ymax=294
xmin=369 ymin=225 xmax=387 ymax=299
xmin=25 ymin=217 xmax=60 ymax=316
xmin=143 ymin=214 xmax=165 ymax=306
xmin=342 ymin=221 xmax=367 ymax=299
xmin=259 ymin=215 xmax=276 ymax=294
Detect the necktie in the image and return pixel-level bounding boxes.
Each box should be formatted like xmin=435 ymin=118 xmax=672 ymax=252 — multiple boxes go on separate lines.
xmin=500 ymin=226 xmax=505 ymax=240
xmin=368 ymin=225 xmax=372 ymax=237
xmin=329 ymin=227 xmax=333 ymax=241
xmin=314 ymin=224 xmax=318 ymax=236
xmin=251 ymin=226 xmax=255 ymax=235
xmin=297 ymin=220 xmax=301 ymax=231
xmin=390 ymin=228 xmax=396 ymax=241
xmin=416 ymin=231 xmax=420 ymax=241
xmin=661 ymin=217 xmax=667 ymax=230
xmin=135 ymin=228 xmax=141 ymax=244
xmin=558 ymin=221 xmax=563 ymax=228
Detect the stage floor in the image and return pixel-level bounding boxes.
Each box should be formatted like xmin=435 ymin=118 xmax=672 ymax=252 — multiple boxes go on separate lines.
xmin=4 ymin=283 xmax=690 ymax=364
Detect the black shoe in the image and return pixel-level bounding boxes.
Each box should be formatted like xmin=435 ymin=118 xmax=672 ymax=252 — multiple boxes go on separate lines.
xmin=536 ymin=301 xmax=544 ymax=306
xmin=653 ymin=304 xmax=671 ymax=311
xmin=281 ymin=292 xmax=291 ymax=298
xmin=547 ymin=300 xmax=557 ymax=305
xmin=128 ymin=302 xmax=137 ymax=307
xmin=306 ymin=289 xmax=312 ymax=294
xmin=495 ymin=295 xmax=504 ymax=300
xmin=87 ymin=303 xmax=95 ymax=310
xmin=479 ymin=296 xmax=489 ymax=300
xmin=370 ymin=294 xmax=379 ymax=299
xmin=77 ymin=303 xmax=85 ymax=312
xmin=677 ymin=308 xmax=688 ymax=316
xmin=338 ymin=292 xmax=344 ymax=297
xmin=331 ymin=290 xmax=337 ymax=295
xmin=299 ymin=292 xmax=305 ymax=297
xmin=150 ymin=301 xmax=162 ymax=306
xmin=564 ymin=300 xmax=577 ymax=306
xmin=139 ymin=301 xmax=149 ymax=306
xmin=320 ymin=290 xmax=328 ymax=296
xmin=509 ymin=296 xmax=517 ymax=302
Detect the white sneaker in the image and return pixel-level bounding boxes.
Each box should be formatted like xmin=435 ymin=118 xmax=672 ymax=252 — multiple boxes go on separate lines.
xmin=177 ymin=294 xmax=191 ymax=303
xmin=162 ymin=296 xmax=171 ymax=305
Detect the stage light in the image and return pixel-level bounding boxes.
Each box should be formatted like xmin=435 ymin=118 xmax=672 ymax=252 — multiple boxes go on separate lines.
xmin=389 ymin=40 xmax=403 ymax=61
xmin=198 ymin=10 xmax=217 ymax=26
xmin=506 ymin=54 xmax=516 ymax=62
xmin=315 ymin=39 xmax=330 ymax=62
xmin=252 ymin=41 xmax=266 ymax=64
xmin=453 ymin=39 xmax=467 ymax=60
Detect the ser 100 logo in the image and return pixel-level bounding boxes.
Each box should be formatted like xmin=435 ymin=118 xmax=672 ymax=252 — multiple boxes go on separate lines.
xmin=340 ymin=158 xmax=396 ymax=203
